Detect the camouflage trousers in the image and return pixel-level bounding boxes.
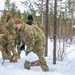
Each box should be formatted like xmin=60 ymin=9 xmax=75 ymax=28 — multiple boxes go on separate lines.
xmin=24 ymin=57 xmax=49 ymax=71
xmin=0 ymin=43 xmax=19 ymax=62
xmin=0 ymin=45 xmax=11 ymax=60
xmin=17 ymin=44 xmax=21 ymax=58
xmin=24 ymin=44 xmax=49 ymax=71
xmin=7 ymin=44 xmax=19 ymax=62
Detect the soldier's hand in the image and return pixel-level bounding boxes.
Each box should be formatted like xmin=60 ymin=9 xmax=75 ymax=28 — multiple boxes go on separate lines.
xmin=20 ymin=45 xmax=25 ymax=51
xmin=26 ymin=51 xmax=30 ymax=56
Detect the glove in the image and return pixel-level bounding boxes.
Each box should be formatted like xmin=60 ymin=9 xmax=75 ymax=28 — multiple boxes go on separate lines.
xmin=20 ymin=45 xmax=30 ymax=55
xmin=20 ymin=45 xmax=25 ymax=51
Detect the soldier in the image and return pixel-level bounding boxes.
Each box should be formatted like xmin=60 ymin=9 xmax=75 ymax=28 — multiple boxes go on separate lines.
xmin=0 ymin=31 xmax=11 ymax=60
xmin=4 ymin=12 xmax=19 ymax=62
xmin=4 ymin=12 xmax=15 ymax=34
xmin=26 ymin=15 xmax=33 ymax=25
xmin=19 ymin=15 xmax=34 ymax=55
xmin=15 ymin=18 xmax=49 ymax=71
xmin=26 ymin=15 xmax=38 ymax=25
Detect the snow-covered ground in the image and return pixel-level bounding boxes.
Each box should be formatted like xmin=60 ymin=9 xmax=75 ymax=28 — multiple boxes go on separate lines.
xmin=0 ymin=38 xmax=75 ymax=75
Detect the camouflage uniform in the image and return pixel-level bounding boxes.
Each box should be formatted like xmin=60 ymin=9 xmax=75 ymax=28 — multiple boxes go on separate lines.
xmin=0 ymin=22 xmax=4 ymax=34
xmin=4 ymin=13 xmax=18 ymax=62
xmin=14 ymin=25 xmax=22 ymax=58
xmin=0 ymin=31 xmax=11 ymax=60
xmin=15 ymin=18 xmax=49 ymax=71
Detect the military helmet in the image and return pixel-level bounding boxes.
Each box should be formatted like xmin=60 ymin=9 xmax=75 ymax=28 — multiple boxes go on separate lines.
xmin=27 ymin=15 xmax=33 ymax=20
xmin=15 ymin=18 xmax=23 ymax=24
xmin=4 ymin=31 xmax=10 ymax=38
xmin=6 ymin=12 xmax=12 ymax=18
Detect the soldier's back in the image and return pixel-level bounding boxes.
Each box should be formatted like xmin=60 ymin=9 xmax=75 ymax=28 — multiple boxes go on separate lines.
xmin=0 ymin=22 xmax=4 ymax=34
xmin=32 ymin=25 xmax=46 ymax=43
xmin=0 ymin=34 xmax=5 ymax=44
xmin=4 ymin=18 xmax=15 ymax=34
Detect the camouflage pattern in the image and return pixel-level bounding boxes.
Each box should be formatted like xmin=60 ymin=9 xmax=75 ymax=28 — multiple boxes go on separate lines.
xmin=15 ymin=22 xmax=49 ymax=71
xmin=4 ymin=16 xmax=16 ymax=52
xmin=0 ymin=33 xmax=11 ymax=59
xmin=0 ymin=30 xmax=19 ymax=62
xmin=3 ymin=13 xmax=19 ymax=62
xmin=15 ymin=33 xmax=21 ymax=58
xmin=4 ymin=18 xmax=16 ymax=35
xmin=0 ymin=22 xmax=4 ymax=34
xmin=24 ymin=60 xmax=31 ymax=70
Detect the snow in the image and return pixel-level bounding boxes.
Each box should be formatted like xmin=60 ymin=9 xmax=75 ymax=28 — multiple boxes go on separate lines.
xmin=0 ymin=38 xmax=75 ymax=75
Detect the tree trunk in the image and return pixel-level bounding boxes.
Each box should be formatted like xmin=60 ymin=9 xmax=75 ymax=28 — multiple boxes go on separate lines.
xmin=70 ymin=1 xmax=74 ymax=42
xmin=41 ymin=0 xmax=44 ymax=26
xmin=45 ymin=0 xmax=49 ymax=56
xmin=53 ymin=0 xmax=57 ymax=64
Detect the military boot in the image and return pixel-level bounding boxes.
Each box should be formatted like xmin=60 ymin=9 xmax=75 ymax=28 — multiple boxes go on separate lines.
xmin=2 ymin=55 xmax=11 ymax=60
xmin=24 ymin=60 xmax=31 ymax=70
xmin=41 ymin=64 xmax=49 ymax=72
xmin=10 ymin=55 xmax=16 ymax=62
xmin=10 ymin=54 xmax=19 ymax=62
xmin=6 ymin=55 xmax=11 ymax=60
xmin=39 ymin=57 xmax=49 ymax=72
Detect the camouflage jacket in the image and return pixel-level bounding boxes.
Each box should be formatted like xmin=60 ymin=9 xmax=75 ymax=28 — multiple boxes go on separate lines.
xmin=0 ymin=33 xmax=15 ymax=48
xmin=0 ymin=27 xmax=4 ymax=34
xmin=15 ymin=23 xmax=46 ymax=52
xmin=0 ymin=34 xmax=9 ymax=47
xmin=4 ymin=18 xmax=16 ymax=35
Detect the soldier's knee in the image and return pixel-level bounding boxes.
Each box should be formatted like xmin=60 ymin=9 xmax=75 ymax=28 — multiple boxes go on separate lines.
xmin=24 ymin=60 xmax=31 ymax=70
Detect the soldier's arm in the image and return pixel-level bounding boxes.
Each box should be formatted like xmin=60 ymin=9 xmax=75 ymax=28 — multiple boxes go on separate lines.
xmin=2 ymin=39 xmax=8 ymax=46
xmin=26 ymin=36 xmax=35 ymax=52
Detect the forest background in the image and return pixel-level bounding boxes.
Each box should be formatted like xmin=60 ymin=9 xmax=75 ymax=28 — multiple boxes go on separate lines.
xmin=0 ymin=0 xmax=75 ymax=61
